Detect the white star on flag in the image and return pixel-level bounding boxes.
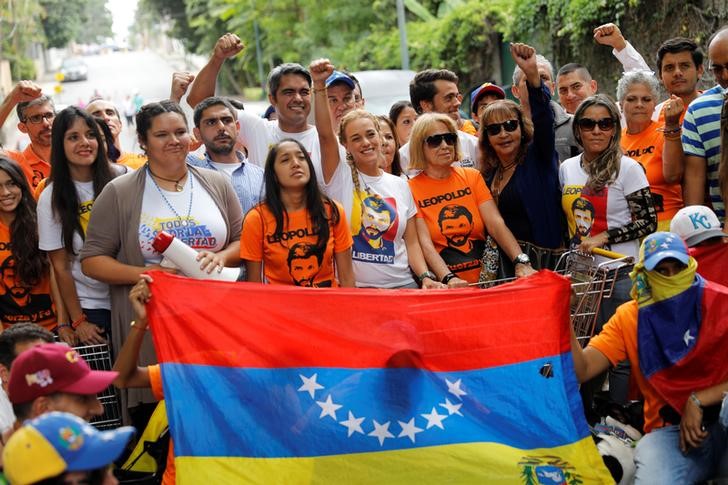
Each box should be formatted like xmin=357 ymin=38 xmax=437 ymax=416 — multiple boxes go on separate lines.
xmin=397 ymin=418 xmax=423 ymax=443
xmin=421 ymin=407 xmax=447 ymax=429
xmin=445 ymin=378 xmax=467 ymax=399
xmin=368 ymin=420 xmax=394 ymax=446
xmin=439 ymin=398 xmax=463 ymax=416
xmin=340 ymin=411 xmax=365 ymax=437
xmin=316 ymin=395 xmax=342 ymax=420
xmin=298 ymin=373 xmax=324 ymax=398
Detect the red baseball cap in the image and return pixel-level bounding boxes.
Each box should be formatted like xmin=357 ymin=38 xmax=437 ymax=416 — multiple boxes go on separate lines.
xmin=8 ymin=343 xmax=118 ymax=404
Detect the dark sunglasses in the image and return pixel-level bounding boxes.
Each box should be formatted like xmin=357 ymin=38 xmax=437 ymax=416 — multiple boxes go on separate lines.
xmin=484 ymin=119 xmax=519 ymax=137
xmin=577 ymin=117 xmax=615 ymax=131
xmin=424 ymin=132 xmax=458 ymax=148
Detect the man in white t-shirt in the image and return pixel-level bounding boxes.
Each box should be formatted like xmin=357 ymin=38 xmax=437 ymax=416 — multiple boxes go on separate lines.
xmin=187 ymin=33 xmax=321 ymax=169
xmin=399 ymin=69 xmax=479 ymax=170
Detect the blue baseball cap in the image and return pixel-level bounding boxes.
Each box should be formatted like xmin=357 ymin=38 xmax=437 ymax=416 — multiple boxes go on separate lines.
xmin=3 ymin=412 xmax=135 ymax=485
xmin=325 ymin=71 xmax=355 ymax=89
xmin=470 ymin=82 xmax=506 ymax=110
xmin=640 ymin=231 xmax=690 ymax=271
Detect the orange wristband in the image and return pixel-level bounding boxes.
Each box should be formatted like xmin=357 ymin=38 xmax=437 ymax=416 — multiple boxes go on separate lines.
xmin=71 ymin=313 xmax=87 ymax=329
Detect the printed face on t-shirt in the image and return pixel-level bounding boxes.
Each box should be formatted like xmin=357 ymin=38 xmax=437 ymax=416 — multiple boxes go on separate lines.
xmin=574 ymin=208 xmax=594 ymax=237
xmin=0 ymin=257 xmax=30 ymax=303
xmin=361 ymin=198 xmax=393 ymax=242
xmin=438 ymin=205 xmax=474 ymax=250
xmin=289 ymin=254 xmax=319 ymax=286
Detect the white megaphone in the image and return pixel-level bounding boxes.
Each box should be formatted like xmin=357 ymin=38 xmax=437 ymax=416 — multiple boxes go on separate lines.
xmin=151 ymin=231 xmax=241 ymax=282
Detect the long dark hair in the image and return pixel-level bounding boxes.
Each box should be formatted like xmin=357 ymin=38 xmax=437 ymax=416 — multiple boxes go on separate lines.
xmin=262 ymin=139 xmax=339 ymax=255
xmin=0 ymin=157 xmax=47 ymax=286
xmin=377 ymin=115 xmax=403 ymax=177
xmin=49 ymin=107 xmax=115 ymax=253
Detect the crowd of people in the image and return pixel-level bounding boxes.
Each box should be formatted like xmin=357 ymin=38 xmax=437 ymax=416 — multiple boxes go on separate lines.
xmin=0 ymin=20 xmax=725 ymax=483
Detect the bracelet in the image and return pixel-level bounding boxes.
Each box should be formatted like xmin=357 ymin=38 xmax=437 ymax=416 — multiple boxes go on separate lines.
xmin=312 ymin=87 xmax=327 ymax=93
xmin=658 ymin=126 xmax=681 ymax=134
xmin=130 ymin=320 xmax=147 ymax=332
xmin=417 ymin=271 xmax=437 ymax=282
xmin=57 ymin=323 xmax=72 ymax=330
xmin=689 ymin=392 xmax=703 ymax=410
xmin=441 ymin=272 xmax=458 ymax=284
xmin=71 ymin=313 xmax=88 ymax=330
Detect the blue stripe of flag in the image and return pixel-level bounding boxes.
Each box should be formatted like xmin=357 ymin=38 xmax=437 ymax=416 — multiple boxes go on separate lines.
xmin=162 ymin=353 xmax=588 ymax=458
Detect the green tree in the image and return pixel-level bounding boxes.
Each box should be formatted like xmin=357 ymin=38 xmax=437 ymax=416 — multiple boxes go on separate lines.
xmin=39 ymin=0 xmax=85 ymax=48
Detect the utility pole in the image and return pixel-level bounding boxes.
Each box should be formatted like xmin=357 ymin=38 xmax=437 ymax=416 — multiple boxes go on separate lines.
xmin=396 ymin=0 xmax=410 ymax=70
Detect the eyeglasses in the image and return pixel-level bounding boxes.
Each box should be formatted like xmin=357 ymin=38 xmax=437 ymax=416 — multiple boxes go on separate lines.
xmin=484 ymin=119 xmax=519 ymax=137
xmin=576 ymin=117 xmax=615 ymax=131
xmin=424 ymin=132 xmax=457 ymax=148
xmin=709 ymin=62 xmax=728 ymax=77
xmin=24 ymin=112 xmax=55 ymax=124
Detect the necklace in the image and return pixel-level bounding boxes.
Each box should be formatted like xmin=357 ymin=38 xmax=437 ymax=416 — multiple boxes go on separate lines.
xmin=491 ymin=161 xmax=518 ymax=204
xmin=147 ymin=164 xmax=188 ymax=192
xmin=147 ymin=166 xmax=194 ymax=226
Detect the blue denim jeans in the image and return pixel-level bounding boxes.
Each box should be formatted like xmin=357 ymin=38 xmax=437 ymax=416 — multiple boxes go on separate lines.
xmin=634 ymin=422 xmax=728 ymax=483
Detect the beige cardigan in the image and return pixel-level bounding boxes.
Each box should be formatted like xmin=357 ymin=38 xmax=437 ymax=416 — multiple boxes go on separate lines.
xmin=80 ymin=165 xmax=242 ymax=413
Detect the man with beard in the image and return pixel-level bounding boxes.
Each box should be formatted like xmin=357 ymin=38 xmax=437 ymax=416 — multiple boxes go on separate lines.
xmin=353 ymin=195 xmax=396 ymax=258
xmin=187 ymin=96 xmax=264 ymax=214
xmin=570 ymin=197 xmax=595 ymax=248
xmin=437 ymin=205 xmax=483 ymax=273
xmin=0 ymin=83 xmax=53 ymax=190
xmin=287 ymin=242 xmax=328 ymax=287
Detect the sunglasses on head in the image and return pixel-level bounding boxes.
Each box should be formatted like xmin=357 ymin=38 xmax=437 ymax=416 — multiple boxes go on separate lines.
xmin=424 ymin=132 xmax=458 ymax=148
xmin=577 ymin=117 xmax=615 ymax=131
xmin=484 ymin=119 xmax=519 ymax=137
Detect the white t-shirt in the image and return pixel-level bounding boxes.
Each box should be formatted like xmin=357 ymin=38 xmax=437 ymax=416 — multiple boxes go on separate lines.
xmin=209 ymin=160 xmax=241 ymax=179
xmin=324 ymin=161 xmax=417 ymax=288
xmin=399 ymin=130 xmax=480 ymax=173
xmin=139 ymin=171 xmax=227 ymax=264
xmin=38 ymin=180 xmax=112 ymax=310
xmin=559 ymin=154 xmax=649 ymax=260
xmin=236 ymin=110 xmax=321 ymax=171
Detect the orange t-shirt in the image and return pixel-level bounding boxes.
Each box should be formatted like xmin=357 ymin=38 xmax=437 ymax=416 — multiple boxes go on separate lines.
xmin=621 ymin=122 xmax=683 ymax=223
xmin=588 ymin=300 xmax=669 ymax=433
xmin=240 ymin=201 xmax=353 ymax=287
xmin=6 ymin=145 xmax=50 ymax=191
xmin=0 ymin=223 xmax=56 ymax=330
xmin=118 ymin=152 xmax=147 ymax=170
xmin=149 ymin=365 xmax=175 ymax=485
xmin=408 ymin=166 xmax=492 ymax=283
xmin=460 ymin=120 xmax=477 ymax=136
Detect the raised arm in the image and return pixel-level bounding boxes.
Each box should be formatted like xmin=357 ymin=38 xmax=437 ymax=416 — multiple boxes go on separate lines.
xmin=112 ymin=276 xmax=152 ymax=389
xmin=593 ymin=23 xmax=651 ymax=72
xmin=309 ymin=58 xmax=341 ymax=184
xmin=512 ymin=43 xmax=555 ymax=161
xmin=661 ymin=96 xmax=686 ymax=184
xmin=0 ymin=81 xmax=42 ymax=129
xmin=186 ymin=33 xmax=245 ymax=108
xmin=170 ymin=71 xmax=196 ymax=104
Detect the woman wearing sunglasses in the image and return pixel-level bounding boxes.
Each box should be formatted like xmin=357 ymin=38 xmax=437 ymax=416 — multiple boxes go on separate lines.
xmin=618 ymin=70 xmax=685 ymax=232
xmin=479 ymin=43 xmax=564 ymax=276
xmin=311 ymin=59 xmax=444 ymax=289
xmin=407 ymin=112 xmax=535 ymax=286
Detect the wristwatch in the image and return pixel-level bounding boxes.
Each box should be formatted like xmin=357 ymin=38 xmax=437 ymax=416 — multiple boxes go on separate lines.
xmin=418 ymin=271 xmax=437 ymax=282
xmin=689 ymin=392 xmax=703 ymax=410
xmin=512 ymin=253 xmax=531 ymax=266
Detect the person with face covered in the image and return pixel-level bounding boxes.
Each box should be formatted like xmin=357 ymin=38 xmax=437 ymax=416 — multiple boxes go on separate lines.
xmin=570 ymin=232 xmax=728 ymax=483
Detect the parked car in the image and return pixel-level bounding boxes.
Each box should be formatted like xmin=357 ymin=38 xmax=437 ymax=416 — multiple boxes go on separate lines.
xmin=59 ymin=58 xmax=88 ymax=82
xmin=352 ymin=70 xmax=416 ymax=116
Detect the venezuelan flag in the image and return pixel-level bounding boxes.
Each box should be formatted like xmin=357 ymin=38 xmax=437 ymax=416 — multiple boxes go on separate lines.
xmin=147 ymin=271 xmax=612 ymax=484
xmin=639 ymin=276 xmax=728 ymax=414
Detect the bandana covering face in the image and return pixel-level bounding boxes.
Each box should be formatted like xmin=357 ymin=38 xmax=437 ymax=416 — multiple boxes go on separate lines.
xmin=630 ymin=245 xmax=728 ymax=415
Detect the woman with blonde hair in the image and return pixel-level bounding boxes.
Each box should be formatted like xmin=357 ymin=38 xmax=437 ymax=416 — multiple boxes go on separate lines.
xmin=407 ymin=111 xmax=534 ymax=285
xmin=311 ymin=58 xmax=444 ymax=289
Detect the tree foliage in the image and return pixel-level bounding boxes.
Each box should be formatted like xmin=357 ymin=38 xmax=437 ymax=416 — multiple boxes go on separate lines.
xmin=40 ymin=0 xmax=112 ymax=48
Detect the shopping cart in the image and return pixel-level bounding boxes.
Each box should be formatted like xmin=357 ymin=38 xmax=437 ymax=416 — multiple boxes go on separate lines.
xmin=555 ymin=248 xmax=634 ymax=347
xmin=73 ymin=343 xmax=123 ymax=430
xmin=476 ymin=248 xmax=634 ymax=347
